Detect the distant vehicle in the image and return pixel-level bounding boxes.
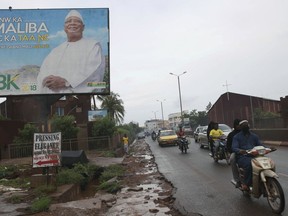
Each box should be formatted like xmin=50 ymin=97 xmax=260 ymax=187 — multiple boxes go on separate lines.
xmin=182 ymin=125 xmax=193 ymax=136
xmin=157 ymin=130 xmax=178 ymax=147
xmin=198 ymin=124 xmax=232 ymax=149
xmin=137 ymin=132 xmax=146 ymax=140
xmin=194 ymin=126 xmax=204 ymax=143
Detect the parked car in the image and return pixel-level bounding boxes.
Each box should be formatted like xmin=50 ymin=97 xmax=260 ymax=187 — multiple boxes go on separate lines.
xmin=198 ymin=124 xmax=232 ymax=148
xmin=157 ymin=130 xmax=178 ymax=147
xmin=137 ymin=132 xmax=146 ymax=140
xmin=194 ymin=126 xmax=204 ymax=143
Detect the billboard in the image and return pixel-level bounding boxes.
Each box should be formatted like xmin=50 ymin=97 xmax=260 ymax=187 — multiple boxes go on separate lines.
xmin=0 ymin=8 xmax=110 ymax=96
xmin=88 ymin=109 xmax=108 ymax=121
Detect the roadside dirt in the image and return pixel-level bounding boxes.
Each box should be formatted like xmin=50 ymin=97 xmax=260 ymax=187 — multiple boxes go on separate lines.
xmin=0 ymin=139 xmax=183 ymax=216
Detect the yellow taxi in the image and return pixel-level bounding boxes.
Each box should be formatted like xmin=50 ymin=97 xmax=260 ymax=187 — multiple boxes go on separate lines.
xmin=157 ymin=130 xmax=178 ymax=147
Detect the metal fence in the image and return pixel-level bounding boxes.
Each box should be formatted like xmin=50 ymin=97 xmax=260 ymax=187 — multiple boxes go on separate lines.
xmin=7 ymin=136 xmax=112 ymax=159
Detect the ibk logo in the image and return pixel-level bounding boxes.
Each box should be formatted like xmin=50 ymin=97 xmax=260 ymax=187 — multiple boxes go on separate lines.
xmin=0 ymin=74 xmax=20 ymax=90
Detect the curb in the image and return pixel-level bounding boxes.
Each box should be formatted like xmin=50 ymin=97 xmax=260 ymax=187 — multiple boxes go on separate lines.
xmin=262 ymin=140 xmax=288 ymax=147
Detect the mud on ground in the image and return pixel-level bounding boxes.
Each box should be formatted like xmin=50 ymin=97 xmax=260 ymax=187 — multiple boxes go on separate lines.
xmin=1 ymin=139 xmax=183 ymax=216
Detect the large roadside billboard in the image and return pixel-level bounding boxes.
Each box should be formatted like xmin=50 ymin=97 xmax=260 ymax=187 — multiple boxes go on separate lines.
xmin=0 ymin=8 xmax=110 ymax=96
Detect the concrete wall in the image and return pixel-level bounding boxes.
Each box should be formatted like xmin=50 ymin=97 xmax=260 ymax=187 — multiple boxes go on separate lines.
xmin=252 ymin=128 xmax=288 ymax=144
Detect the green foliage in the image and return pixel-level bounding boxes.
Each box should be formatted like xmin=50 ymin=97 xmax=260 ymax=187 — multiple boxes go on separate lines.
xmin=0 ymin=114 xmax=8 ymax=120
xmin=92 ymin=116 xmax=116 ymax=137
xmin=56 ymin=163 xmax=103 ymax=189
xmin=6 ymin=195 xmax=25 ymax=204
xmin=184 ymin=109 xmax=208 ymax=129
xmin=117 ymin=121 xmax=142 ymax=140
xmin=31 ymin=196 xmax=52 ymax=213
xmin=97 ymin=181 xmax=121 ymax=193
xmin=0 ymin=177 xmax=30 ymax=189
xmin=99 ymin=164 xmax=125 ymax=183
xmin=50 ymin=115 xmax=79 ymax=139
xmin=56 ymin=168 xmax=85 ymax=186
xmin=13 ymin=123 xmax=39 ymax=144
xmin=33 ymin=185 xmax=56 ymax=197
xmin=254 ymin=108 xmax=280 ymax=120
xmin=0 ymin=165 xmax=18 ymax=179
xmin=99 ymin=150 xmax=116 ymax=157
xmin=99 ymin=92 xmax=125 ymax=125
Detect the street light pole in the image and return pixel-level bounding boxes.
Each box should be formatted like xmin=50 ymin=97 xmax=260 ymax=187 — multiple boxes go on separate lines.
xmin=152 ymin=110 xmax=158 ymax=119
xmin=169 ymin=71 xmax=187 ymax=126
xmin=156 ymin=99 xmax=165 ymax=129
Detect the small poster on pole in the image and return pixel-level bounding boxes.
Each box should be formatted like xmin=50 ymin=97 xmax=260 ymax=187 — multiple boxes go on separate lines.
xmin=33 ymin=132 xmax=61 ymax=168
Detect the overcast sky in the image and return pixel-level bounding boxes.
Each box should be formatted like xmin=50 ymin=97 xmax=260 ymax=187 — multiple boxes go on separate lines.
xmin=1 ymin=0 xmax=288 ymax=126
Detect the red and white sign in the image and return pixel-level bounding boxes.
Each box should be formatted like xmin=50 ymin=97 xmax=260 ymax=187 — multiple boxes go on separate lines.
xmin=33 ymin=132 xmax=61 ymax=168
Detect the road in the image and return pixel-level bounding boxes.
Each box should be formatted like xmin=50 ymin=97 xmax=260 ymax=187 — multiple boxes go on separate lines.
xmin=147 ymin=136 xmax=288 ymax=216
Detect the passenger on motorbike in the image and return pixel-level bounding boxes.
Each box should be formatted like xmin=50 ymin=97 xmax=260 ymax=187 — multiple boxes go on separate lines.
xmin=177 ymin=126 xmax=188 ymax=149
xmin=207 ymin=121 xmax=215 ymax=157
xmin=226 ymin=119 xmax=241 ymax=187
xmin=209 ymin=122 xmax=223 ymax=157
xmin=232 ymin=120 xmax=265 ymax=191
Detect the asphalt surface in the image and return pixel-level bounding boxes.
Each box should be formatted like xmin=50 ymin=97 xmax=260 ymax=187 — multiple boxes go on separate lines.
xmin=147 ymin=136 xmax=288 ymax=216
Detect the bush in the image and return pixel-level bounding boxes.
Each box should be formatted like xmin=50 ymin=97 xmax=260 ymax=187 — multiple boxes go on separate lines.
xmin=31 ymin=196 xmax=52 ymax=213
xmin=56 ymin=169 xmax=85 ymax=186
xmin=99 ymin=164 xmax=125 ymax=183
xmin=33 ymin=185 xmax=56 ymax=197
xmin=0 ymin=165 xmax=18 ymax=179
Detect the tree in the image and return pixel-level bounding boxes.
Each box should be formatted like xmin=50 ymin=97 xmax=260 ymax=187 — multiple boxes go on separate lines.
xmin=92 ymin=117 xmax=116 ymax=137
xmin=13 ymin=123 xmax=39 ymax=144
xmin=99 ymin=92 xmax=125 ymax=125
xmin=50 ymin=115 xmax=79 ymax=140
xmin=206 ymin=102 xmax=212 ymax=111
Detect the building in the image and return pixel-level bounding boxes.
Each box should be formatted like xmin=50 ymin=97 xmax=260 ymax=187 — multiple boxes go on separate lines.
xmin=0 ymin=95 xmax=92 ymax=158
xmin=168 ymin=110 xmax=189 ymax=129
xmin=208 ymin=92 xmax=281 ymax=128
xmin=145 ymin=119 xmax=169 ymax=132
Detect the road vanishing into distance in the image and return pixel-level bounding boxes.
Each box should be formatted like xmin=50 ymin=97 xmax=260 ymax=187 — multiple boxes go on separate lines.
xmin=146 ymin=137 xmax=288 ymax=216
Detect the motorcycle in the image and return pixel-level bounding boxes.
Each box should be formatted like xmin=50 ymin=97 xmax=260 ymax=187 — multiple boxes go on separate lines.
xmin=151 ymin=132 xmax=157 ymax=141
xmin=231 ymin=146 xmax=285 ymax=214
xmin=212 ymin=135 xmax=230 ymax=164
xmin=177 ymin=136 xmax=189 ymax=153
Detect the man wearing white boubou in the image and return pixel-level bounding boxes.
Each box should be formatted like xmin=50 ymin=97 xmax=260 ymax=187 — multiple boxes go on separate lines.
xmin=37 ymin=10 xmax=105 ymax=94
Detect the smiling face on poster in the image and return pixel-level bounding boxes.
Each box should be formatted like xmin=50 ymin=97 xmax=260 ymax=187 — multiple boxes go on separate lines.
xmin=0 ymin=8 xmax=110 ymax=96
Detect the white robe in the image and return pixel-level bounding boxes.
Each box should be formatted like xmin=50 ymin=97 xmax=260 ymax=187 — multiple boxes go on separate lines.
xmin=37 ymin=38 xmax=105 ymax=94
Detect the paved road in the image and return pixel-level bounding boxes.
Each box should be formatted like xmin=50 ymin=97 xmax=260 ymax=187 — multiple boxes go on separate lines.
xmin=147 ymin=137 xmax=288 ymax=216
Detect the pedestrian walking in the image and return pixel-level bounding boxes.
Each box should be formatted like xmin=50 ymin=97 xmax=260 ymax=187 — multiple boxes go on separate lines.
xmin=122 ymin=134 xmax=129 ymax=154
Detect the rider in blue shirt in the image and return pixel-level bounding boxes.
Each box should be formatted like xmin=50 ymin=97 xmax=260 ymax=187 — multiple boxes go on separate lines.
xmin=232 ymin=120 xmax=264 ymax=191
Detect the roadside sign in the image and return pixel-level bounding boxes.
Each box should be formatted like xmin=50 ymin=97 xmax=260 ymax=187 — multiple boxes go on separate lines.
xmin=33 ymin=132 xmax=61 ymax=168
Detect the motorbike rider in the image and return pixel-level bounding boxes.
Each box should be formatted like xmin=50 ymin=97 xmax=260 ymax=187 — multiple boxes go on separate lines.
xmin=151 ymin=130 xmax=157 ymax=140
xmin=177 ymin=125 xmax=188 ymax=149
xmin=207 ymin=121 xmax=215 ymax=157
xmin=232 ymin=120 xmax=265 ymax=191
xmin=226 ymin=119 xmax=241 ymax=187
xmin=209 ymin=122 xmax=223 ymax=157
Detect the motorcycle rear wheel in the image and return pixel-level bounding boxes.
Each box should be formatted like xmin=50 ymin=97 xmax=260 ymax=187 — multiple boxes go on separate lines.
xmin=266 ymin=177 xmax=285 ymax=214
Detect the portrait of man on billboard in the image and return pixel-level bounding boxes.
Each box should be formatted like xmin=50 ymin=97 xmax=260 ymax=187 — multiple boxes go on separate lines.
xmin=37 ymin=10 xmax=105 ymax=94
xmin=0 ymin=8 xmax=109 ymax=96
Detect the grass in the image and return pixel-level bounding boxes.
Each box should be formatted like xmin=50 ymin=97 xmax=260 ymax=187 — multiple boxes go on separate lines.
xmin=97 ymin=164 xmax=125 ymax=193
xmin=30 ymin=196 xmax=52 ymax=213
xmin=99 ymin=164 xmax=125 ymax=182
xmin=0 ymin=177 xmax=30 ymax=189
xmin=97 ymin=181 xmax=122 ymax=193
